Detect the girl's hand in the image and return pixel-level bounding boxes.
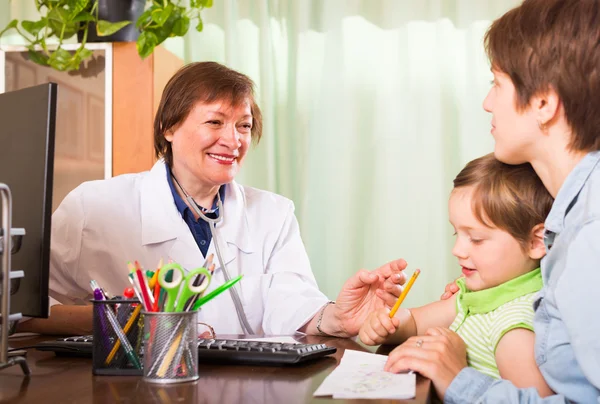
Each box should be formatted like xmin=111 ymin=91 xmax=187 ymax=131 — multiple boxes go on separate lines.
xmin=359 ymin=308 xmax=400 ymax=345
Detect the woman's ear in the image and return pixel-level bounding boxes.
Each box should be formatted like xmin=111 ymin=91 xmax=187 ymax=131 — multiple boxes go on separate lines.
xmin=164 ymin=128 xmax=174 ymax=142
xmin=532 ymin=86 xmax=561 ymax=131
xmin=528 ymin=223 xmax=546 ymax=260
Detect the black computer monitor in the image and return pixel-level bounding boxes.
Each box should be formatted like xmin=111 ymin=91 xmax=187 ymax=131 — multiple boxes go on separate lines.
xmin=0 ymin=83 xmax=57 ymax=318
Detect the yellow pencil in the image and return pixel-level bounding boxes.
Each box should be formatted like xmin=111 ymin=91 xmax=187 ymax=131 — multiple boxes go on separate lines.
xmin=149 ymin=258 xmax=163 ymax=290
xmin=105 ymin=304 xmax=143 ymax=365
xmin=157 ymin=330 xmax=184 ymax=377
xmin=389 ymin=269 xmax=421 ymax=318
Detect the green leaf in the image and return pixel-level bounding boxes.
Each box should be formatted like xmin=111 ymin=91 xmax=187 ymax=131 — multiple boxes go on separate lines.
xmin=151 ymin=3 xmax=173 ymax=27
xmin=96 ymin=20 xmax=131 ymax=36
xmin=64 ymin=45 xmax=92 ymax=71
xmin=77 ymin=47 xmax=93 ymax=59
xmin=136 ymin=31 xmax=158 ymax=59
xmin=68 ymin=0 xmax=91 ymax=18
xmin=48 ymin=7 xmax=69 ymax=24
xmin=172 ymin=16 xmax=190 ymax=37
xmin=47 ymin=8 xmax=70 ymax=35
xmin=21 ymin=19 xmax=47 ymax=37
xmin=49 ymin=47 xmax=73 ymax=63
xmin=72 ymin=11 xmax=95 ymax=23
xmin=136 ymin=7 xmax=155 ymax=29
xmin=26 ymin=49 xmax=50 ymax=67
xmin=196 ymin=18 xmax=204 ymax=33
xmin=61 ymin=22 xmax=80 ymax=39
xmin=191 ymin=0 xmax=212 ymax=8
xmin=49 ymin=59 xmax=70 ymax=71
xmin=151 ymin=25 xmax=170 ymax=45
xmin=0 ymin=19 xmax=19 ymax=37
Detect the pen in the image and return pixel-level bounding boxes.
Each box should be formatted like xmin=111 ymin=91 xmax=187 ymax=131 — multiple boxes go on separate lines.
xmin=127 ymin=272 xmax=144 ymax=303
xmin=389 ymin=269 xmax=421 ymax=318
xmin=105 ymin=303 xmax=143 ymax=365
xmin=101 ymin=296 xmax=142 ymax=369
xmin=191 ymin=274 xmax=243 ymax=311
xmin=90 ymin=279 xmax=111 ymax=300
xmin=93 ymin=288 xmax=112 ymax=349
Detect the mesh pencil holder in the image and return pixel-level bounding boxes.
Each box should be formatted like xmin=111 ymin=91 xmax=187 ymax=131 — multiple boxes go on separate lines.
xmin=92 ymin=299 xmax=144 ymax=376
xmin=142 ymin=310 xmax=199 ymax=384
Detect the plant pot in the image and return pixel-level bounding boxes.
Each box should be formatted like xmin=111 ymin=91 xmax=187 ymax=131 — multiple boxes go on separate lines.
xmin=79 ymin=0 xmax=146 ymax=43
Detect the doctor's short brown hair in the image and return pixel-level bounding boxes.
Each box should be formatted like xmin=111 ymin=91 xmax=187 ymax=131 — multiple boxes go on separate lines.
xmin=453 ymin=153 xmax=554 ymax=251
xmin=485 ymin=0 xmax=600 ymax=152
xmin=154 ymin=62 xmax=263 ymax=167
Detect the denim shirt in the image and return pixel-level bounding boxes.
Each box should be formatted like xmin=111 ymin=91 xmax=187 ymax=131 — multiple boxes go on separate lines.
xmin=445 ymin=151 xmax=600 ymax=404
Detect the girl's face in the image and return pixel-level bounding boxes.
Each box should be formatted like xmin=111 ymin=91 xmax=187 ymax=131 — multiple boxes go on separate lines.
xmin=483 ymin=70 xmax=540 ymax=165
xmin=449 ymin=186 xmax=539 ymax=291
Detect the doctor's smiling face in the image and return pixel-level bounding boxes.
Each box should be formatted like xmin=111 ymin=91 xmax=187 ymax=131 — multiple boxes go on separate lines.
xmin=164 ymin=99 xmax=253 ymax=192
xmin=154 ymin=62 xmax=263 ymax=203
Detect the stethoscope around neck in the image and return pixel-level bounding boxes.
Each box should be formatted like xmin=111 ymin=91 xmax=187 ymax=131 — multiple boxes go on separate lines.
xmin=171 ymin=174 xmax=255 ymax=335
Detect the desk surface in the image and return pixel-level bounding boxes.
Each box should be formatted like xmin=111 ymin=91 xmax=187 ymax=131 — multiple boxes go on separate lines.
xmin=0 ymin=335 xmax=432 ymax=403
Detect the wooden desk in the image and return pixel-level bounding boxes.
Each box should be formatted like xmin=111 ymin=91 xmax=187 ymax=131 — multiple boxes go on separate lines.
xmin=0 ymin=335 xmax=432 ymax=403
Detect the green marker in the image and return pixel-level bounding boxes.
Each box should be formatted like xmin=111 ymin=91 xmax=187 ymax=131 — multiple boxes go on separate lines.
xmin=191 ymin=275 xmax=243 ymax=311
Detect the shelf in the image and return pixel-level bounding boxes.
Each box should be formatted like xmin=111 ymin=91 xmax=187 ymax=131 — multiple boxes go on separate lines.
xmin=0 ymin=228 xmax=25 ymax=255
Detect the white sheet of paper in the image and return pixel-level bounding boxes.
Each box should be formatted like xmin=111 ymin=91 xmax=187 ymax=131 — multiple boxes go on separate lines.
xmin=313 ymin=350 xmax=416 ymax=399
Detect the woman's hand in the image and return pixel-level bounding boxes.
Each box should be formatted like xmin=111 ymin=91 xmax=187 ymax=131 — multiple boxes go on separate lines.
xmin=384 ymin=327 xmax=468 ymax=400
xmin=334 ymin=259 xmax=407 ymax=336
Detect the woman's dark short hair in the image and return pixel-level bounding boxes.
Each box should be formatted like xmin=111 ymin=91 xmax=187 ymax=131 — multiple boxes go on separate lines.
xmin=154 ymin=62 xmax=263 ymax=167
xmin=485 ymin=0 xmax=600 ymax=152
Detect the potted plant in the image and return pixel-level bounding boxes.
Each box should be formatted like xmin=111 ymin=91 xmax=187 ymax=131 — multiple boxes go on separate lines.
xmin=0 ymin=0 xmax=213 ymax=72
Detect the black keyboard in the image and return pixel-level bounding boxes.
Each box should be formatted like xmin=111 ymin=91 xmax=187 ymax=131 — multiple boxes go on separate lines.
xmin=34 ymin=336 xmax=337 ymax=365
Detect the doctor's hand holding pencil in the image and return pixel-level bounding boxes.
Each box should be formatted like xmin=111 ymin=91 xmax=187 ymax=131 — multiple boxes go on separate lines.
xmin=358 ymin=269 xmax=421 ymax=346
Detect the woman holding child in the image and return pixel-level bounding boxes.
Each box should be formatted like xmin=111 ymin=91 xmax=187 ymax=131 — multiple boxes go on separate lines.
xmin=365 ymin=0 xmax=600 ymax=402
xmin=361 ymin=154 xmax=554 ymax=397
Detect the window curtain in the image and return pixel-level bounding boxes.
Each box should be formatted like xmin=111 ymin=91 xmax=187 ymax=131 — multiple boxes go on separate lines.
xmin=1 ymin=0 xmax=520 ymax=306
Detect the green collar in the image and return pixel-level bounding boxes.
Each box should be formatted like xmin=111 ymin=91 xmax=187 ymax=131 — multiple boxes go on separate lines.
xmin=457 ymin=268 xmax=542 ymax=314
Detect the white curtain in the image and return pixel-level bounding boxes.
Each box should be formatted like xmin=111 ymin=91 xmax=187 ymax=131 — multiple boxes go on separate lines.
xmin=1 ymin=0 xmax=521 ymax=306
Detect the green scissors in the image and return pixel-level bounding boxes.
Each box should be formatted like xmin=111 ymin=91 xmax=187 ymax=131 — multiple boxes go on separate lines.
xmin=158 ymin=263 xmax=211 ymax=312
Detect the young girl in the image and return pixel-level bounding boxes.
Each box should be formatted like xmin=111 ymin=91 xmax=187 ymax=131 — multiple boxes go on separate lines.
xmin=359 ymin=153 xmax=554 ymax=397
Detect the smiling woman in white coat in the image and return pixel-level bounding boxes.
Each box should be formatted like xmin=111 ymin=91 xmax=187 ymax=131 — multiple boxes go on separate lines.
xmin=19 ymin=62 xmax=407 ymax=337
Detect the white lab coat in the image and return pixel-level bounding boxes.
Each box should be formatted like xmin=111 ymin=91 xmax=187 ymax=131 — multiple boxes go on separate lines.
xmin=50 ymin=160 xmax=328 ymax=335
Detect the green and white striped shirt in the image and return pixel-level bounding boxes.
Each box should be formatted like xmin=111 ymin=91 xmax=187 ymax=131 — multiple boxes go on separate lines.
xmin=449 ymin=268 xmax=542 ymax=379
